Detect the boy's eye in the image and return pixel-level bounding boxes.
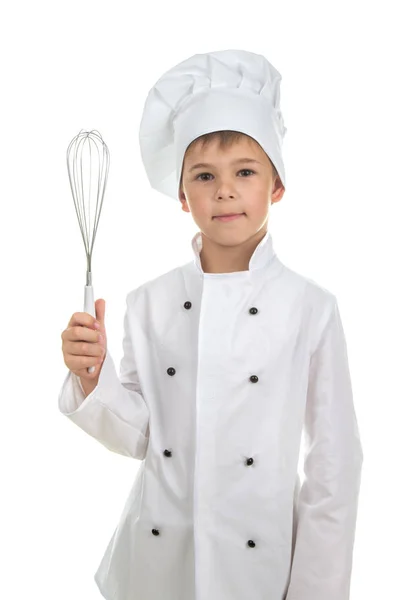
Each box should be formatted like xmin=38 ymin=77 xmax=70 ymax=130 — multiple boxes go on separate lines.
xmin=195 ymin=169 xmax=255 ymax=181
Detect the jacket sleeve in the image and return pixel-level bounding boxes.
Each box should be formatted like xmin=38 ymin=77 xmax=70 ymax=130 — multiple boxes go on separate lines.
xmin=58 ymin=292 xmax=150 ymax=460
xmin=285 ymin=297 xmax=363 ymax=600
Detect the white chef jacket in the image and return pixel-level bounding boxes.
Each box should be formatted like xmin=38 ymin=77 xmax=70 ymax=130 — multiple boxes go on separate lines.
xmin=58 ymin=229 xmax=363 ymax=600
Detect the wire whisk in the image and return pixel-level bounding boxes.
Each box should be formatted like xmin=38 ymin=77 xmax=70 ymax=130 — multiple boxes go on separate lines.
xmin=66 ymin=129 xmax=110 ymax=373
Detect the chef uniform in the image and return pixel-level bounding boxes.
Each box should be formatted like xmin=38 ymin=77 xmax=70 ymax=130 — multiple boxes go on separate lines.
xmin=58 ymin=49 xmax=364 ymax=600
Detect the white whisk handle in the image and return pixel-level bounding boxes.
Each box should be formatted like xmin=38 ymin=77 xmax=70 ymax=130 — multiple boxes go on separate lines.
xmin=84 ymin=285 xmax=96 ymax=374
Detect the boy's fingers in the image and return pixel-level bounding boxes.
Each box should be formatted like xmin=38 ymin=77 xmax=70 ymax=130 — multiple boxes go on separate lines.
xmin=65 ymin=337 xmax=105 ymax=355
xmin=68 ymin=354 xmax=104 ymax=373
xmin=95 ymin=299 xmax=106 ymax=327
xmin=68 ymin=311 xmax=99 ymax=330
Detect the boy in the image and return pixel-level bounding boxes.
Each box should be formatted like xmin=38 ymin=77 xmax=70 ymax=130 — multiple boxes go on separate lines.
xmin=59 ymin=49 xmax=363 ymax=600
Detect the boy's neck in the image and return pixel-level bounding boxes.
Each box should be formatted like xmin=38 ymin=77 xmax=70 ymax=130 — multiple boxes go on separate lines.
xmin=199 ymin=227 xmax=268 ymax=274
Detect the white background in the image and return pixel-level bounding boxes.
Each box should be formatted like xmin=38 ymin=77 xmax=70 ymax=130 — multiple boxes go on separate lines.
xmin=1 ymin=0 xmax=398 ymax=598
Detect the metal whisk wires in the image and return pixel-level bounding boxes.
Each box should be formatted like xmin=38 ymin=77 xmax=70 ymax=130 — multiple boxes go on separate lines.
xmin=66 ymin=129 xmax=110 ymax=286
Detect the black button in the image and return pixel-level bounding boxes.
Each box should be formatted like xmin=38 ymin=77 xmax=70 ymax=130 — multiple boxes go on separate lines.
xmin=249 ymin=375 xmax=258 ymax=383
xmin=246 ymin=458 xmax=254 ymax=466
xmin=163 ymin=449 xmax=172 ymax=457
xmin=184 ymin=301 xmax=192 ymax=309
xmin=247 ymin=540 xmax=256 ymax=548
xmin=249 ymin=307 xmax=258 ymax=315
xmin=152 ymin=528 xmax=160 ymax=536
xmin=167 ymin=367 xmax=176 ymax=376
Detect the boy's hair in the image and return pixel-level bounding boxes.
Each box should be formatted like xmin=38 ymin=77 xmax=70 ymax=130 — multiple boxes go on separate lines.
xmin=179 ymin=130 xmax=279 ymax=192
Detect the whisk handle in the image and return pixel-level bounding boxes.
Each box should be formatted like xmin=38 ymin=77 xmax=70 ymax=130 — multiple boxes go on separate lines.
xmin=84 ymin=285 xmax=96 ymax=374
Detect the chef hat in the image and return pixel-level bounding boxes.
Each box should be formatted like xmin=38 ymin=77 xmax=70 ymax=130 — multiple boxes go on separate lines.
xmin=138 ymin=49 xmax=287 ymax=202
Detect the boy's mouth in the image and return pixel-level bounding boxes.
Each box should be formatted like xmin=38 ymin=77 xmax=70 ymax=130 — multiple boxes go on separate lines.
xmin=213 ymin=212 xmax=246 ymax=222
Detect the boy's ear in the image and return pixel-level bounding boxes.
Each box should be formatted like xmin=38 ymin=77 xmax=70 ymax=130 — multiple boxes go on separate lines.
xmin=179 ymin=193 xmax=190 ymax=213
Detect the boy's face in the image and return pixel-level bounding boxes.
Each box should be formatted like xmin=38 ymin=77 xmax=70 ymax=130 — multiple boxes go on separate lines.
xmin=179 ymin=136 xmax=285 ymax=248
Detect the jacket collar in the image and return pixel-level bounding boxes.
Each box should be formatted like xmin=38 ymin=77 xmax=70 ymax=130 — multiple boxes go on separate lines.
xmin=191 ymin=229 xmax=276 ymax=276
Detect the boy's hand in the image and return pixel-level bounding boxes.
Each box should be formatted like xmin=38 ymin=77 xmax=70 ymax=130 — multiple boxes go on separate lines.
xmin=61 ymin=299 xmax=107 ymax=383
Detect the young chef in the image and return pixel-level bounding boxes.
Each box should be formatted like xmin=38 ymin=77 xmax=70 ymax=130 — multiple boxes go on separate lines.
xmin=59 ymin=48 xmax=364 ymax=600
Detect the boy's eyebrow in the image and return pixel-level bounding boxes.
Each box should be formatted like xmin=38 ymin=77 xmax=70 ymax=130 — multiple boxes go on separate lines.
xmin=188 ymin=158 xmax=262 ymax=172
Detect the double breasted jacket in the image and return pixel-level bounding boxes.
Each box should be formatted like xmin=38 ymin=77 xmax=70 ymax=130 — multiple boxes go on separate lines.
xmin=58 ymin=229 xmax=363 ymax=600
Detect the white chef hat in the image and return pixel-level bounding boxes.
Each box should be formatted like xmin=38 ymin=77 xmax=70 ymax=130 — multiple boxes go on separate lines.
xmin=138 ymin=49 xmax=287 ymax=202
